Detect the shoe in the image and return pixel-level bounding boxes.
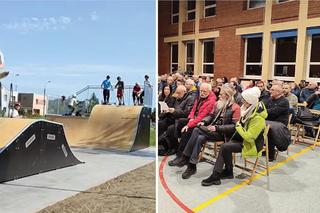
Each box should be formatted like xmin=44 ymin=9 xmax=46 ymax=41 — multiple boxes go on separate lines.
xmin=220 ymin=169 xmax=233 ymax=179
xmin=168 ymin=156 xmax=188 ymax=167
xmin=268 ymin=158 xmax=275 ymax=162
xmin=201 ymin=171 xmax=221 ymax=186
xmin=182 ymin=164 xmax=196 ymax=179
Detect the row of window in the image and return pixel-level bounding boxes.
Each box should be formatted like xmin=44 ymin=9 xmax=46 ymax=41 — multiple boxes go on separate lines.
xmin=171 ymin=0 xmax=292 ymax=24
xmin=170 ymin=34 xmax=320 ymax=80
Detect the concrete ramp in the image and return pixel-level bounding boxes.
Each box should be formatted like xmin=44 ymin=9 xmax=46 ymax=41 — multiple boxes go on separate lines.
xmin=46 ymin=105 xmax=151 ymax=151
xmin=0 ymin=118 xmax=82 ymax=183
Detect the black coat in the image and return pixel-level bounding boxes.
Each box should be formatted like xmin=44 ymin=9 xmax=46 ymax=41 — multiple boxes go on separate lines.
xmin=262 ymin=96 xmax=289 ymax=125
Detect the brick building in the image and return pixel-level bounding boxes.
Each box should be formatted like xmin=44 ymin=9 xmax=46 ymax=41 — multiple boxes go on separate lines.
xmin=158 ymin=0 xmax=320 ymax=82
xmin=18 ymin=93 xmax=48 ymax=116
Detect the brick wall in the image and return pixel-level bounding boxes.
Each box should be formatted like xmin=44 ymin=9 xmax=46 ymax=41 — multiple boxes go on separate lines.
xmin=158 ymin=1 xmax=176 ymax=75
xmin=214 ymin=27 xmax=243 ymax=79
xmin=182 ymin=21 xmax=195 ymax=34
xmin=271 ymin=0 xmax=299 ymax=24
xmin=308 ymin=0 xmax=320 ymax=18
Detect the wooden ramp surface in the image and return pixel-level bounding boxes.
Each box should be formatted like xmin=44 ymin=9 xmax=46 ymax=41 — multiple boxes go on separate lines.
xmin=47 ymin=105 xmax=144 ymax=151
xmin=0 ymin=118 xmax=35 ymax=148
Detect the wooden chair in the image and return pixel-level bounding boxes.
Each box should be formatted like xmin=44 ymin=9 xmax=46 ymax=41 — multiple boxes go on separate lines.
xmin=198 ymin=141 xmax=224 ymax=164
xmin=235 ymin=125 xmax=270 ymax=185
xmin=293 ymin=109 xmax=320 ymax=146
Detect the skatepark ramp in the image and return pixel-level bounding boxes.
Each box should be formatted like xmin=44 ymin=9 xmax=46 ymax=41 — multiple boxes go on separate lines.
xmin=0 ymin=118 xmax=82 ymax=183
xmin=46 ymin=105 xmax=151 ymax=152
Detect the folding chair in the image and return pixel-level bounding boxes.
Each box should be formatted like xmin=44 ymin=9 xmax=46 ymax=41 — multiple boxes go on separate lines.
xmin=294 ymin=109 xmax=320 ymax=146
xmin=198 ymin=141 xmax=224 ymax=164
xmin=235 ymin=125 xmax=270 ymax=185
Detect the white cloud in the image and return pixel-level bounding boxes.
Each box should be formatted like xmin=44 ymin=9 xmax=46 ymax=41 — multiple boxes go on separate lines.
xmin=2 ymin=16 xmax=73 ymax=33
xmin=90 ymin=11 xmax=99 ymax=21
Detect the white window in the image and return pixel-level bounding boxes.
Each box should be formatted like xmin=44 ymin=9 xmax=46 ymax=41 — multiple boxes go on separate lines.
xmin=171 ymin=0 xmax=179 ymax=24
xmin=273 ymin=37 xmax=297 ymax=79
xmin=244 ymin=37 xmax=262 ymax=77
xmin=307 ymin=34 xmax=320 ymax=80
xmin=185 ymin=41 xmax=195 ymax=75
xmin=187 ymin=0 xmax=196 ymax=21
xmin=247 ymin=0 xmax=265 ymax=9
xmin=170 ymin=43 xmax=179 ymax=73
xmin=202 ymin=40 xmax=214 ymax=75
xmin=204 ymin=0 xmax=216 ymax=18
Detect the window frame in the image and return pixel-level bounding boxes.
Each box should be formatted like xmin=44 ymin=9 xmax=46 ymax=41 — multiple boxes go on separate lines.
xmin=171 ymin=0 xmax=179 ymax=24
xmin=306 ymin=35 xmax=320 ymax=82
xmin=170 ymin=43 xmax=179 ymax=74
xmin=247 ymin=0 xmax=266 ymax=10
xmin=187 ymin=0 xmax=196 ymax=21
xmin=243 ymin=37 xmax=263 ymax=79
xmin=271 ymin=37 xmax=296 ymax=81
xmin=202 ymin=39 xmax=214 ymax=76
xmin=185 ymin=41 xmax=195 ymax=74
xmin=204 ymin=1 xmax=216 ymax=18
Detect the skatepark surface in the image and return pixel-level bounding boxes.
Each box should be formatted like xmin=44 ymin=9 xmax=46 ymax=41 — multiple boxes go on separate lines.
xmin=0 ymin=147 xmax=155 ymax=213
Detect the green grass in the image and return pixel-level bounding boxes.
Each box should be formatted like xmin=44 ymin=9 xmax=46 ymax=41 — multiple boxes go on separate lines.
xmin=150 ymin=127 xmax=155 ymax=147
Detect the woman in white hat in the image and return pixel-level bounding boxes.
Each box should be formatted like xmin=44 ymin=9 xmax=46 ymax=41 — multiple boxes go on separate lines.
xmin=201 ymin=87 xmax=267 ymax=186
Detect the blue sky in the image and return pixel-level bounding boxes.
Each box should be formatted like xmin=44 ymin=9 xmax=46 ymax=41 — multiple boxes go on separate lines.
xmin=0 ymin=0 xmax=155 ymax=103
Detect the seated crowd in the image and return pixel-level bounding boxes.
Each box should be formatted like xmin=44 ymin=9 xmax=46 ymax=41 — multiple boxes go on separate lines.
xmin=158 ymin=73 xmax=320 ymax=186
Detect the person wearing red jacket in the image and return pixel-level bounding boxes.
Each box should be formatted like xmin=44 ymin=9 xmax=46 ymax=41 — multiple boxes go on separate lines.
xmin=168 ymin=83 xmax=216 ymax=165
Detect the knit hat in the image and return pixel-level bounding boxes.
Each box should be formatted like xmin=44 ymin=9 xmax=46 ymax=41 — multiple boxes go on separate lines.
xmin=241 ymin=87 xmax=261 ymax=105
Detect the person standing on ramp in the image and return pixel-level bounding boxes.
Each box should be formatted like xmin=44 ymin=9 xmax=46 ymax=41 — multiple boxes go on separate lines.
xmin=115 ymin=76 xmax=124 ymax=105
xmin=101 ymin=75 xmax=112 ymax=104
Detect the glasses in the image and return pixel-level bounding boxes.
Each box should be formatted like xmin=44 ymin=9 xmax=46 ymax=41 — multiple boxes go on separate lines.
xmin=200 ymin=90 xmax=209 ymax=93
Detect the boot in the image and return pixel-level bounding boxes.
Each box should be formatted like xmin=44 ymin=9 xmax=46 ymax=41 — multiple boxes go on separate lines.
xmin=182 ymin=163 xmax=197 ymax=179
xmin=168 ymin=155 xmax=188 ymax=167
xmin=268 ymin=148 xmax=275 ymax=162
xmin=220 ymin=168 xmax=233 ymax=179
xmin=201 ymin=171 xmax=221 ymax=186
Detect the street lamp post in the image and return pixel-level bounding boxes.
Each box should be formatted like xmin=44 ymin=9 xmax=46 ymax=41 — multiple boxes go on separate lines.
xmin=43 ymin=80 xmax=51 ymax=116
xmin=15 ymin=73 xmax=20 ymax=91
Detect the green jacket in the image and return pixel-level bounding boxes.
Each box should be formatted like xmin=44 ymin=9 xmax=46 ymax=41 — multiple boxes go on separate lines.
xmin=235 ymin=102 xmax=268 ymax=158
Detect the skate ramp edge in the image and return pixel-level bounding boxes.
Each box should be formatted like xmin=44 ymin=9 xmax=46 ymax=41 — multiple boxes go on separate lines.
xmin=0 ymin=118 xmax=82 ymax=183
xmin=46 ymin=105 xmax=151 ymax=152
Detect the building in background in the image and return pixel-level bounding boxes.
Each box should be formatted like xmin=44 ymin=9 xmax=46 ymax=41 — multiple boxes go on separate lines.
xmin=18 ymin=93 xmax=48 ymax=116
xmin=158 ymin=0 xmax=320 ymax=82
xmin=0 ymin=82 xmax=18 ymax=116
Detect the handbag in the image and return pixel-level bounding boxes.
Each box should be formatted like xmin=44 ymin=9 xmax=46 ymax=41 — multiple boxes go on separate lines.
xmin=296 ymin=106 xmax=316 ymax=121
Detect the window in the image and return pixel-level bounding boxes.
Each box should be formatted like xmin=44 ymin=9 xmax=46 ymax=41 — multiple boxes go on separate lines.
xmin=247 ymin=0 xmax=265 ymax=9
xmin=308 ymin=35 xmax=320 ymax=79
xmin=171 ymin=0 xmax=179 ymax=24
xmin=204 ymin=0 xmax=216 ymax=17
xmin=187 ymin=0 xmax=196 ymax=21
xmin=170 ymin=43 xmax=179 ymax=73
xmin=273 ymin=37 xmax=297 ymax=78
xmin=277 ymin=0 xmax=291 ymax=3
xmin=202 ymin=40 xmax=214 ymax=75
xmin=185 ymin=41 xmax=195 ymax=75
xmin=244 ymin=37 xmax=263 ymax=76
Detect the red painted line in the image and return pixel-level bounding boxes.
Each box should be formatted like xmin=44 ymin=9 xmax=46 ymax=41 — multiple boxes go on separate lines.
xmin=159 ymin=156 xmax=194 ymax=213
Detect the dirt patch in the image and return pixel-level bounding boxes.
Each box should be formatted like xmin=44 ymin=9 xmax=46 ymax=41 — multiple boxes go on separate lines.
xmin=38 ymin=162 xmax=155 ymax=213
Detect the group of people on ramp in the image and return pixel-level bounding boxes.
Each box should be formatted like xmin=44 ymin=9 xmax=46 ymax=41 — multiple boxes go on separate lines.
xmin=101 ymin=75 xmax=152 ymax=106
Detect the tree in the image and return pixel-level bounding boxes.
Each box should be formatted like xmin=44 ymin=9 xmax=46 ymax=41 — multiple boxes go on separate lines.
xmin=87 ymin=92 xmax=99 ymax=114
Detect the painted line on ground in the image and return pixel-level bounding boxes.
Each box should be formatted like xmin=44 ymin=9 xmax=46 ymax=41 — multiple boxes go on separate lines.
xmin=159 ymin=156 xmax=194 ymax=213
xmin=192 ymin=142 xmax=320 ymax=212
